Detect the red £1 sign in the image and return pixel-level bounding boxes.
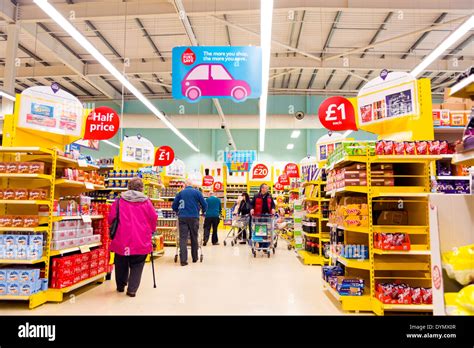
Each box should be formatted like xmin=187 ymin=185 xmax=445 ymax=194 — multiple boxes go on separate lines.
xmin=318 ymin=96 xmax=358 ymax=131
xmin=278 ymin=174 xmax=290 ymax=186
xmin=83 ymin=107 xmax=119 ymax=140
xmin=213 ymin=181 xmax=223 ymax=191
xmin=274 ymin=182 xmax=284 ymax=191
xmin=252 ymin=163 xmax=269 ymax=179
xmin=202 ymin=175 xmax=214 ymax=187
xmin=154 ymin=146 xmax=175 ymax=166
xmin=284 ymin=163 xmax=299 ymax=178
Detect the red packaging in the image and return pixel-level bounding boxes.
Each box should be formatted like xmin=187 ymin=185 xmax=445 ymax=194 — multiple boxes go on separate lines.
xmin=90 ymin=268 xmax=98 ymax=277
xmin=52 ymin=256 xmax=74 ymax=269
xmin=411 ymin=287 xmax=423 ymax=304
xmin=98 ymin=258 xmax=106 ymax=267
xmin=90 ymin=259 xmax=98 ymax=269
xmin=80 ymin=262 xmax=89 ymax=272
xmin=375 ymin=141 xmax=384 ymax=155
xmin=439 ymin=140 xmax=448 ymax=154
xmin=383 ymin=141 xmax=394 ymax=155
xmin=405 ymin=142 xmax=416 ymax=155
xmin=415 ymin=141 xmax=428 ymax=155
xmin=72 ymin=274 xmax=81 ymax=284
xmin=428 ymin=140 xmax=440 ymax=155
xmin=80 ymin=270 xmax=90 ymax=281
xmin=422 ymin=288 xmax=433 ymax=304
xmin=397 ymin=285 xmax=412 ymax=304
xmin=81 ymin=254 xmax=90 ymax=263
xmin=98 ymin=248 xmax=106 ymax=258
xmin=90 ymin=250 xmax=99 ymax=260
xmin=52 ymin=267 xmax=73 ymax=279
xmin=394 ymin=142 xmax=405 ymax=155
xmin=73 ymin=255 xmax=82 ymax=266
xmin=97 ymin=265 xmax=106 ymax=274
xmin=73 ymin=265 xmax=82 ymax=275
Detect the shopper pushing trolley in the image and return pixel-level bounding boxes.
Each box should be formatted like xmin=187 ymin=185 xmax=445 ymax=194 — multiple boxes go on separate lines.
xmin=250 ymin=184 xmax=277 ymax=257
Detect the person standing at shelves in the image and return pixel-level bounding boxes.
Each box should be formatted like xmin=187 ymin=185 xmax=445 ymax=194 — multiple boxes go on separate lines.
xmin=250 ymin=183 xmax=276 ymax=248
xmin=172 ymin=179 xmax=207 ymax=266
xmin=203 ymin=191 xmax=222 ymax=246
xmin=108 ymin=177 xmax=157 ymax=297
xmin=234 ymin=192 xmax=251 ymax=244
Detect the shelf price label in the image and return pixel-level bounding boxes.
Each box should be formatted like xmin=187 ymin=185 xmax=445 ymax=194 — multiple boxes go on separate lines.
xmin=318 ymin=96 xmax=358 ymax=131
xmin=154 ymin=146 xmax=175 ymax=166
xmin=252 ymin=163 xmax=269 ymax=180
xmin=284 ymin=163 xmax=299 ymax=178
xmin=84 ymin=106 xmax=120 ymax=140
xmin=278 ymin=174 xmax=290 ymax=186
xmin=202 ymin=175 xmax=214 ymax=187
xmin=81 ymin=215 xmax=92 ymax=223
xmin=84 ymin=182 xmax=95 ymax=190
xmin=213 ymin=181 xmax=223 ymax=191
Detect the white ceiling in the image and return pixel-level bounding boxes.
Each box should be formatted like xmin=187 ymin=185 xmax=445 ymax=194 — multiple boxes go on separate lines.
xmin=0 ymin=0 xmax=472 ymax=100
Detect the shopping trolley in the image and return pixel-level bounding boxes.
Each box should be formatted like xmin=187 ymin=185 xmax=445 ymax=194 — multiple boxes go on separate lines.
xmin=174 ymin=216 xmax=204 ymax=263
xmin=223 ymin=214 xmax=250 ymax=246
xmin=250 ymin=214 xmax=277 ymax=258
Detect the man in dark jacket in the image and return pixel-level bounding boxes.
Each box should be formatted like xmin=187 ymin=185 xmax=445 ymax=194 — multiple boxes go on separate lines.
xmin=172 ymin=179 xmax=207 ymax=266
xmin=250 ymin=183 xmax=276 ymax=216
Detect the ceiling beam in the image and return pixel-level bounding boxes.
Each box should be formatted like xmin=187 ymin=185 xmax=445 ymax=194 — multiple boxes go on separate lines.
xmin=17 ymin=0 xmax=474 ymax=23
xmin=0 ymin=0 xmax=16 ymax=23
xmin=339 ymin=71 xmax=353 ymax=90
xmin=401 ymin=12 xmax=447 ymax=59
xmin=20 ymin=23 xmax=121 ymax=100
xmin=442 ymin=33 xmax=473 ymax=60
xmin=324 ymin=69 xmax=336 ymax=89
xmin=321 ymin=11 xmax=342 ymax=59
xmin=306 ymin=69 xmax=318 ymax=89
xmin=355 ymin=70 xmax=373 ymax=90
xmin=360 ymin=12 xmax=393 ymax=58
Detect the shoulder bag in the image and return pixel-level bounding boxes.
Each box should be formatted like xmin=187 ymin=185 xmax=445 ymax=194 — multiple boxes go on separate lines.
xmin=109 ymin=199 xmax=120 ymax=240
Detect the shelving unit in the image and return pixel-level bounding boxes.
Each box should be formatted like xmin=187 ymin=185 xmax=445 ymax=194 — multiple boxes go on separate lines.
xmin=324 ymin=149 xmax=436 ymax=315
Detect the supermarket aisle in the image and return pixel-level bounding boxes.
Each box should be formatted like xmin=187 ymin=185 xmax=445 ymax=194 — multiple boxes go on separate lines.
xmin=1 ymin=233 xmax=358 ymax=315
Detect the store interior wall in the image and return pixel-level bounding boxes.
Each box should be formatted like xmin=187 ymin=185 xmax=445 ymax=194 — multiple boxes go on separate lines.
xmin=82 ymin=128 xmax=376 ymax=171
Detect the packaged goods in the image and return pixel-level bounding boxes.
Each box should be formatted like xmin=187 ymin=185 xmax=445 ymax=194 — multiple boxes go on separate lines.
xmin=6 ymin=163 xmax=18 ymax=173
xmin=371 ymin=178 xmax=395 ymax=186
xmin=28 ymin=162 xmax=45 ymax=174
xmin=23 ymin=216 xmax=39 ymax=227
xmin=13 ymin=188 xmax=28 ymax=200
xmin=374 ymin=233 xmax=411 ymax=250
xmin=415 ymin=141 xmax=428 ymax=155
xmin=343 ymin=215 xmax=369 ymax=228
xmin=3 ymin=188 xmax=15 ymax=200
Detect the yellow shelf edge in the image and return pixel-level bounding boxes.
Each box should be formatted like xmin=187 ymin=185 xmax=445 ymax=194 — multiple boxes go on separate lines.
xmin=50 ymin=242 xmax=102 ymax=256
xmin=0 ymin=173 xmax=52 ymax=180
xmin=0 ymin=199 xmax=50 ymax=205
xmin=0 ymin=257 xmax=46 ymax=264
xmin=0 ymin=226 xmax=49 ymax=232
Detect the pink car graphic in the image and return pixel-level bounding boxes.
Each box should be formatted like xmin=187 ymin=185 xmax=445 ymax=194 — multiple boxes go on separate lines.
xmin=182 ymin=63 xmax=251 ymax=103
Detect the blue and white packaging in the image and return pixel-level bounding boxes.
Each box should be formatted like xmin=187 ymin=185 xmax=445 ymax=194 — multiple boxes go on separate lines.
xmin=7 ymin=282 xmax=19 ymax=295
xmin=0 ymin=269 xmax=6 ymax=281
xmin=36 ymin=279 xmax=42 ymax=293
xmin=7 ymin=269 xmax=20 ymax=282
xmin=27 ymin=245 xmax=42 ymax=260
xmin=0 ymin=234 xmax=4 ymax=245
xmin=19 ymin=269 xmax=35 ymax=283
xmin=16 ymin=235 xmax=28 ymax=247
xmin=29 ymin=235 xmax=43 ymax=247
xmin=0 ymin=281 xmax=7 ymax=295
xmin=5 ymin=245 xmax=17 ymax=259
xmin=16 ymin=246 xmax=27 ymax=260
xmin=0 ymin=244 xmax=5 ymax=258
xmin=41 ymin=278 xmax=48 ymax=291
xmin=4 ymin=235 xmax=15 ymax=247
xmin=19 ymin=283 xmax=33 ymax=296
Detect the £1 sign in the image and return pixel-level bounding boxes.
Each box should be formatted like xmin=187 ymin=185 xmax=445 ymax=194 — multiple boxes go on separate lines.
xmin=252 ymin=163 xmax=269 ymax=180
xmin=154 ymin=146 xmax=175 ymax=166
xmin=318 ymin=96 xmax=358 ymax=131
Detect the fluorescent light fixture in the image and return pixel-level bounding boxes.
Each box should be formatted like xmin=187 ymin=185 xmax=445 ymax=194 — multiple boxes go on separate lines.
xmin=0 ymin=90 xmax=15 ymax=101
xmin=103 ymin=140 xmax=120 ymax=149
xmin=290 ymin=130 xmax=301 ymax=138
xmin=259 ymin=0 xmax=274 ymax=151
xmin=411 ymin=15 xmax=474 ymax=78
xmin=286 ymin=143 xmax=294 ymax=150
xmin=33 ymin=0 xmax=199 ymax=153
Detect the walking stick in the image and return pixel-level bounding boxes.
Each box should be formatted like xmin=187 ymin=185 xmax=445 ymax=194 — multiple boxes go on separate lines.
xmin=150 ymin=251 xmax=157 ymax=288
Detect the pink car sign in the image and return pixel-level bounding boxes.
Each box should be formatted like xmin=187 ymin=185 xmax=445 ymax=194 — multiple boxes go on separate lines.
xmin=172 ymin=46 xmax=262 ymax=103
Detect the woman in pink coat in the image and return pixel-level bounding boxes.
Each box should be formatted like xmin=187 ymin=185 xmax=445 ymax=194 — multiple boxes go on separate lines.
xmin=108 ymin=177 xmax=157 ymax=297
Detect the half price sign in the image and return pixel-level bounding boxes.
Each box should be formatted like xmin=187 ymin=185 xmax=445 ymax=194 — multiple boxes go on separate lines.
xmin=202 ymin=175 xmax=214 ymax=187
xmin=278 ymin=174 xmax=290 ymax=186
xmin=284 ymin=163 xmax=299 ymax=178
xmin=318 ymin=96 xmax=358 ymax=131
xmin=83 ymin=107 xmax=119 ymax=140
xmin=154 ymin=146 xmax=175 ymax=167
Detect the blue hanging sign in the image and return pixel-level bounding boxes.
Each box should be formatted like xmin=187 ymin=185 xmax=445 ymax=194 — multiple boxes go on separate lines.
xmin=172 ymin=46 xmax=262 ymax=103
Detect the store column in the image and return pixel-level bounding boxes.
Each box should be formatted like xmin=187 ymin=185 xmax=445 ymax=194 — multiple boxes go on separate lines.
xmin=1 ymin=24 xmax=19 ymax=119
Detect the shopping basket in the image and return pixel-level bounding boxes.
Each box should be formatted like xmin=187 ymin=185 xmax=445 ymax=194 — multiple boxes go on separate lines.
xmin=223 ymin=215 xmax=250 ymax=246
xmin=250 ymin=214 xmax=277 ymax=258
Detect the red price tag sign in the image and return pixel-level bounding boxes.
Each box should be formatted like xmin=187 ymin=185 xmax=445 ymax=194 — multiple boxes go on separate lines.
xmin=252 ymin=163 xmax=269 ymax=179
xmin=154 ymin=146 xmax=175 ymax=166
xmin=213 ymin=181 xmax=223 ymax=191
xmin=182 ymin=48 xmax=196 ymax=65
xmin=284 ymin=163 xmax=299 ymax=178
xmin=83 ymin=107 xmax=119 ymax=140
xmin=274 ymin=182 xmax=284 ymax=191
xmin=318 ymin=96 xmax=358 ymax=131
xmin=202 ymin=175 xmax=214 ymax=187
xmin=278 ymin=174 xmax=290 ymax=186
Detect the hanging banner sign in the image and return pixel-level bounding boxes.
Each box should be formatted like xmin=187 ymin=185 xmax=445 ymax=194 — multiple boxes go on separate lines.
xmin=213 ymin=181 xmax=223 ymax=191
xmin=284 ymin=163 xmax=299 ymax=178
xmin=278 ymin=174 xmax=290 ymax=186
xmin=224 ymin=150 xmax=256 ymax=173
xmin=172 ymin=46 xmax=262 ymax=103
xmin=17 ymin=86 xmax=83 ymax=137
xmin=121 ymin=136 xmax=154 ymax=165
xmin=154 ymin=146 xmax=175 ymax=166
xmin=202 ymin=175 xmax=214 ymax=187
xmin=83 ymin=107 xmax=119 ymax=140
xmin=251 ymin=163 xmax=269 ymax=180
xmin=318 ymin=96 xmax=358 ymax=131
xmin=274 ymin=182 xmax=284 ymax=191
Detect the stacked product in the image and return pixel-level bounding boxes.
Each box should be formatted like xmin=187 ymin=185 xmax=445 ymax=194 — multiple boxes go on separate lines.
xmin=106 ymin=169 xmax=140 ymax=179
xmin=50 ymin=248 xmax=107 ymax=289
xmin=375 ymin=140 xmax=450 ymax=155
xmin=60 ymin=168 xmax=104 ymax=185
xmin=0 ymin=215 xmax=39 ymax=228
xmin=53 ymin=195 xmax=98 ymax=217
xmin=329 ymin=196 xmax=369 ymax=228
xmin=0 ymin=161 xmax=45 ymax=174
xmin=51 ymin=220 xmax=100 ymax=251
xmin=92 ymin=204 xmax=113 ymax=274
xmin=158 ymin=210 xmax=177 ymax=219
xmin=0 ymin=268 xmax=48 ymax=296
xmin=154 ymin=201 xmax=173 ymax=209
xmin=435 ymin=160 xmax=471 ymax=194
xmin=0 ymin=188 xmax=48 ymax=201
xmin=326 ymin=141 xmax=375 ymax=166
xmin=96 ymin=158 xmax=114 ymax=167
xmin=157 ymin=219 xmax=177 ymax=228
xmin=374 ymin=233 xmax=411 ymax=251
xmin=0 ymin=234 xmax=43 ymax=260
xmin=376 ymin=283 xmax=432 ymax=305
xmin=161 ymin=187 xmax=179 ymax=197
xmin=326 ymin=163 xmax=367 ymax=191
xmin=161 ymin=230 xmax=176 ymax=242
xmin=322 ymin=266 xmax=365 ymax=296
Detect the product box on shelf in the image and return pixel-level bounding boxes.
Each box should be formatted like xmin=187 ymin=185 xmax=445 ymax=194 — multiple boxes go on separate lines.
xmin=343 ymin=215 xmax=369 ymax=228
xmin=374 ymin=233 xmax=411 ymax=251
xmin=0 ymin=282 xmax=6 ymax=295
xmin=7 ymin=282 xmax=19 ymax=295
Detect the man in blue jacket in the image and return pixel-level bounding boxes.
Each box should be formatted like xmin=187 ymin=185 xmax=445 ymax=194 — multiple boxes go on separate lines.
xmin=172 ymin=179 xmax=207 ymax=266
xmin=203 ymin=191 xmax=222 ymax=246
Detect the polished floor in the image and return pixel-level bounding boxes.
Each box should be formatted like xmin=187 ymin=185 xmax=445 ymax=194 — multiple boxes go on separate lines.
xmin=1 ymin=233 xmax=359 ymax=315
